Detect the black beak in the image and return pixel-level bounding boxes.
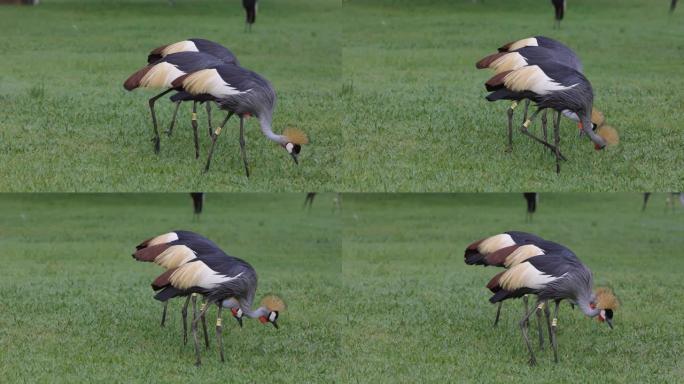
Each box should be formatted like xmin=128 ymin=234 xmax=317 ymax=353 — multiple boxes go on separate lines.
xmin=606 ymin=318 xmax=613 ymax=329
xmin=236 ymin=317 xmax=243 ymax=328
xmin=271 ymin=321 xmax=279 ymax=329
xmin=289 ymin=152 xmax=299 ymax=165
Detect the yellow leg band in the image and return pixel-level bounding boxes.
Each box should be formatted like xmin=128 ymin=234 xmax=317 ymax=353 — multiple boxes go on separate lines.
xmin=552 ymin=318 xmax=558 ymax=327
xmin=537 ymin=303 xmax=544 ymax=310
xmin=192 ymin=112 xmax=197 ymax=121
xmin=216 ymin=317 xmax=222 ymax=327
xmin=523 ymin=119 xmax=531 ymax=128
xmin=510 ymin=101 xmax=518 ymax=110
xmin=214 ymin=127 xmax=222 ymax=136
xmin=200 ymin=303 xmax=207 ymax=311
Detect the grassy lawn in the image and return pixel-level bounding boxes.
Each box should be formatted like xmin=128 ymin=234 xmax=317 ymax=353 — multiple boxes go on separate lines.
xmin=0 ymin=0 xmax=341 ymax=192
xmin=341 ymin=193 xmax=684 ymax=382
xmin=0 ymin=193 xmax=341 ymax=382
xmin=343 ymin=0 xmax=684 ymax=191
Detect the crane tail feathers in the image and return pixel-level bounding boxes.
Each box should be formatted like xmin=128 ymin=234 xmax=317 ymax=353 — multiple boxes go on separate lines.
xmin=123 ymin=65 xmax=152 ymax=91
xmin=476 ymin=52 xmax=506 ymax=69
xmin=154 ymin=286 xmax=183 ymax=302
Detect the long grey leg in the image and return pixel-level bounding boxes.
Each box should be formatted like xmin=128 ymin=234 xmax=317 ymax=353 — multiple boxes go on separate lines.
xmin=200 ymin=299 xmax=209 ymax=348
xmin=544 ymin=300 xmax=553 ymax=348
xmin=205 ymin=112 xmax=234 ymax=172
xmin=536 ymin=302 xmax=544 ymax=349
xmin=181 ymin=295 xmax=191 ymax=345
xmin=520 ymin=109 xmax=567 ymax=161
xmin=239 ymin=116 xmax=250 ymax=177
xmin=216 ymin=304 xmax=225 ymax=362
xmin=192 ymin=300 xmax=212 ymax=366
xmin=161 ymin=301 xmax=168 ymax=327
xmin=494 ymin=301 xmax=503 ymax=326
xmin=148 ymin=88 xmax=174 ymax=153
xmin=506 ymin=101 xmax=517 ymax=152
xmin=166 ymin=101 xmax=182 ymax=136
xmin=192 ymin=101 xmax=199 ymax=159
xmin=520 ymin=299 xmax=542 ymax=366
xmin=551 ymin=300 xmax=561 ymax=363
xmin=206 ymin=102 xmax=213 ymax=137
xmin=541 ymin=109 xmax=548 ymax=144
xmin=554 ymin=110 xmax=562 ymax=173
xmin=523 ymin=295 xmax=530 ymax=327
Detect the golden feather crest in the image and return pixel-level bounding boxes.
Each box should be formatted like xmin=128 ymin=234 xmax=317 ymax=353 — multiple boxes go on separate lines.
xmin=283 ymin=128 xmax=309 ymax=145
xmin=261 ymin=294 xmax=287 ymax=312
xmin=596 ymin=125 xmax=620 ymax=146
xmin=595 ymin=287 xmax=620 ymax=310
xmin=591 ymin=108 xmax=606 ymax=127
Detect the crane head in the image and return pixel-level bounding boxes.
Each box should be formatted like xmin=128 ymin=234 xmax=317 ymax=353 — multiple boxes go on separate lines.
xmin=259 ymin=310 xmax=280 ymax=329
xmin=282 ymin=128 xmax=309 ymax=165
xmin=259 ymin=294 xmax=286 ymax=329
xmin=593 ymin=287 xmax=620 ymax=329
xmin=230 ymin=307 xmax=244 ymax=327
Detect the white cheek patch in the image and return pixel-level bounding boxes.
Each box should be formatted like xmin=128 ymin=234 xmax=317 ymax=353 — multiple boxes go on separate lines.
xmin=268 ymin=312 xmax=276 ymax=322
xmin=237 ymin=309 xmax=243 ymax=317
xmin=600 ymin=309 xmax=606 ymax=320
xmin=285 ymin=143 xmax=294 ymax=153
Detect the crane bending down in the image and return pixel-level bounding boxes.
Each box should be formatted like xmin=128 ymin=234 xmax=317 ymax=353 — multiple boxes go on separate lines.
xmin=125 ymin=39 xmax=239 ymax=154
xmin=465 ymin=231 xmax=562 ymax=347
xmin=133 ymin=231 xmax=243 ymax=347
xmin=477 ymin=43 xmax=605 ymax=150
xmin=487 ymin=246 xmax=619 ymax=365
xmin=485 ymin=59 xmax=617 ymax=172
xmin=148 ymin=233 xmax=284 ymax=365
xmin=172 ymin=64 xmax=309 ymax=176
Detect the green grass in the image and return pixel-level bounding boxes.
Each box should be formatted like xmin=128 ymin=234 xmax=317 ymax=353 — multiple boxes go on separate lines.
xmin=0 ymin=193 xmax=341 ymax=382
xmin=342 ymin=0 xmax=684 ymax=191
xmin=341 ymin=193 xmax=684 ymax=382
xmin=0 ymin=0 xmax=341 ymax=192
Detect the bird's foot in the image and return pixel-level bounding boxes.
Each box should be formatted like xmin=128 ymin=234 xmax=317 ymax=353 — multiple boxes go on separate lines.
xmin=505 ymin=145 xmax=513 ymax=153
xmin=528 ymin=357 xmax=537 ymax=366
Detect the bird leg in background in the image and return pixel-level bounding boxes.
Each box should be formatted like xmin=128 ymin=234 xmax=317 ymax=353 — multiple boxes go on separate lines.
xmin=520 ymin=299 xmax=543 ymax=366
xmin=205 ymin=112 xmax=234 ymax=172
xmin=238 ymin=116 xmax=250 ymax=177
xmin=551 ymin=300 xmax=561 ymax=363
xmin=160 ymin=301 xmax=168 ymax=327
xmin=554 ymin=111 xmax=562 ymax=173
xmin=493 ymin=301 xmax=503 ymax=326
xmin=519 ymin=109 xmax=567 ymax=161
xmin=506 ymin=101 xmax=518 ymax=152
xmin=200 ymin=299 xmax=210 ymax=348
xmin=206 ymin=102 xmax=213 ymax=138
xmin=191 ymin=101 xmax=200 ymax=159
xmin=165 ymin=101 xmax=182 ymax=137
xmin=181 ymin=295 xmax=191 ymax=345
xmin=215 ymin=304 xmax=225 ymax=362
xmin=148 ymin=88 xmax=174 ymax=153
xmin=192 ymin=300 xmax=212 ymax=366
xmin=536 ymin=302 xmax=545 ymax=349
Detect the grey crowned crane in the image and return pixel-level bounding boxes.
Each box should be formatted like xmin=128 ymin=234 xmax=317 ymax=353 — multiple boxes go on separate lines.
xmin=171 ymin=64 xmax=309 ymax=176
xmin=242 ymin=0 xmax=258 ymax=32
xmin=465 ymin=231 xmax=566 ymax=347
xmin=148 ymin=234 xmax=284 ymax=365
xmin=477 ymin=40 xmax=610 ymax=153
xmin=486 ymin=245 xmax=619 ymax=365
xmin=551 ymin=0 xmax=566 ymax=29
xmin=125 ymin=39 xmax=239 ymax=154
xmin=484 ymin=59 xmax=618 ymax=172
xmin=133 ymin=231 xmax=243 ymax=347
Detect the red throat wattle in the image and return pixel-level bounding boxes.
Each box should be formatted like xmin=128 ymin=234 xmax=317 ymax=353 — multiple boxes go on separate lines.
xmin=594 ymin=143 xmax=602 ymax=151
xmin=231 ymin=308 xmax=238 ymax=316
xmin=578 ymin=122 xmax=583 ymax=130
xmin=259 ymin=316 xmax=268 ymax=324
